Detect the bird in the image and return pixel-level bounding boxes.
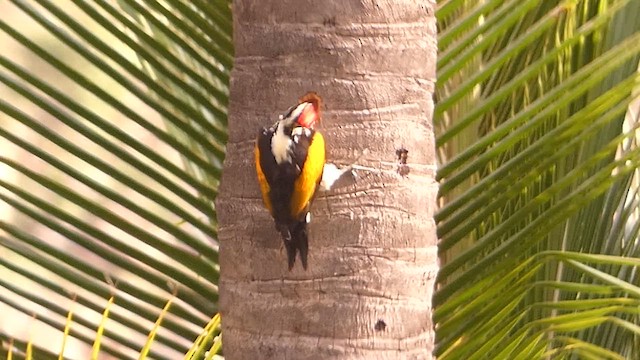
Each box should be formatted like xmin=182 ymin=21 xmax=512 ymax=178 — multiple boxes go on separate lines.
xmin=254 ymin=92 xmax=326 ymax=270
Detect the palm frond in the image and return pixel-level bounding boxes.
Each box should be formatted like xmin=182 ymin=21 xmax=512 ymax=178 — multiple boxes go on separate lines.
xmin=0 ymin=1 xmax=230 ymax=358
xmin=435 ymin=0 xmax=640 ymax=358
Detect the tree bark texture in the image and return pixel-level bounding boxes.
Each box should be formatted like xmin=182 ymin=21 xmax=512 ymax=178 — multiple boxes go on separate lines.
xmin=217 ymin=1 xmax=438 ymax=359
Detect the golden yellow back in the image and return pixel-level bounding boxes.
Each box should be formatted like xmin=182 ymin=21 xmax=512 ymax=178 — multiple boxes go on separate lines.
xmin=290 ymin=131 xmax=325 ymax=219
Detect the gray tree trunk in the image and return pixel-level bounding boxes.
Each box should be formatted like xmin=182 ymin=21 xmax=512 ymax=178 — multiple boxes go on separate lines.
xmin=217 ymin=1 xmax=439 ymax=359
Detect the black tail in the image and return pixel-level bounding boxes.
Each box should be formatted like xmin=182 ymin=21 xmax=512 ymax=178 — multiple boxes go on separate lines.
xmin=277 ymin=220 xmax=309 ymax=270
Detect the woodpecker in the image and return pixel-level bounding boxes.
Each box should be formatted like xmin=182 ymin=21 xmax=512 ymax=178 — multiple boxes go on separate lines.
xmin=254 ymin=92 xmax=326 ymax=270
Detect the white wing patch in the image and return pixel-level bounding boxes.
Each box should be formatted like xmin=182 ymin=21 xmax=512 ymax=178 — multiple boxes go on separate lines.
xmin=292 ymin=127 xmax=311 ymax=137
xmin=291 ymin=127 xmax=311 ymax=144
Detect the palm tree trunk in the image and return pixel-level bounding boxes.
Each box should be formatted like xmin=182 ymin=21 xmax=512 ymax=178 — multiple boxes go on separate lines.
xmin=217 ymin=1 xmax=438 ymax=358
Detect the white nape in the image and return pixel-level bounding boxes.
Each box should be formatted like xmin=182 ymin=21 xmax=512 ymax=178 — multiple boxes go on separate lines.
xmin=271 ymin=122 xmax=292 ymax=164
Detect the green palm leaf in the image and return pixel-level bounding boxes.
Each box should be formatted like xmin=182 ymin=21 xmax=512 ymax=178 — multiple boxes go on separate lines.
xmin=435 ymin=0 xmax=640 ymax=358
xmin=0 ymin=1 xmax=229 ymax=358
